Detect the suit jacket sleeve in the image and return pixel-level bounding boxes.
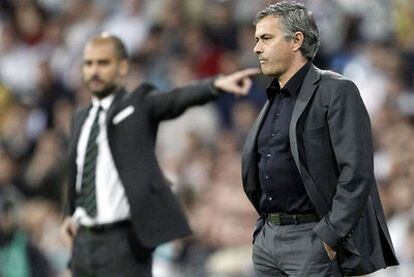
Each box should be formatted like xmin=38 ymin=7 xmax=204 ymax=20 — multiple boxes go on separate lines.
xmin=62 ymin=114 xmax=77 ymax=218
xmin=144 ymin=79 xmax=219 ymax=121
xmin=313 ymin=79 xmax=373 ymax=250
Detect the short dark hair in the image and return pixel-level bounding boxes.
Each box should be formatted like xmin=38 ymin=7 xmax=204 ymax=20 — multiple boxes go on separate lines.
xmin=255 ymin=1 xmax=320 ymax=60
xmin=88 ymin=33 xmax=128 ymax=60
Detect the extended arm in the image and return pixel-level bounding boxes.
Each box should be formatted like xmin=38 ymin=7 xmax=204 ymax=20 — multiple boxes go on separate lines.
xmin=146 ymin=68 xmax=260 ymax=121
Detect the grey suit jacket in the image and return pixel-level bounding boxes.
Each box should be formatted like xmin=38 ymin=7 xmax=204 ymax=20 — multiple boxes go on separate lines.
xmin=242 ymin=65 xmax=398 ymax=275
xmin=66 ymin=80 xmax=217 ymax=248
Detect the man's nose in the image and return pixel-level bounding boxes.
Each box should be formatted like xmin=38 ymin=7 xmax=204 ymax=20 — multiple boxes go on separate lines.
xmin=89 ymin=64 xmax=101 ymax=77
xmin=91 ymin=63 xmax=99 ymax=73
xmin=254 ymin=42 xmax=262 ymax=55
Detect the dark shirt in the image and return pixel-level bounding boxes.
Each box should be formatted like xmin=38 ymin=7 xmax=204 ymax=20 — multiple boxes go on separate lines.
xmin=257 ymin=62 xmax=315 ymax=214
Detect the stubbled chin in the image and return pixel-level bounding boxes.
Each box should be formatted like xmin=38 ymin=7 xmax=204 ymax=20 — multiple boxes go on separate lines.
xmin=260 ymin=67 xmax=272 ymax=76
xmin=260 ymin=66 xmax=279 ymax=77
xmin=90 ymin=84 xmax=117 ymax=99
xmin=89 ymin=86 xmax=106 ymax=95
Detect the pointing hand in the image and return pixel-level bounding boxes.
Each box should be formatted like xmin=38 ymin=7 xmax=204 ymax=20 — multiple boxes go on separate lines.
xmin=214 ymin=68 xmax=261 ymax=96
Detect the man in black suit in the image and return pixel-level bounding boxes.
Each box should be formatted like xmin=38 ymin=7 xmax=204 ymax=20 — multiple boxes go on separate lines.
xmin=60 ymin=33 xmax=258 ymax=276
xmin=242 ymin=2 xmax=399 ymax=276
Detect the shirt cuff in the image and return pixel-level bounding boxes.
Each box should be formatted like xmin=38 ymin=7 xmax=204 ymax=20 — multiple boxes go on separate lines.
xmin=208 ymin=76 xmax=226 ymax=96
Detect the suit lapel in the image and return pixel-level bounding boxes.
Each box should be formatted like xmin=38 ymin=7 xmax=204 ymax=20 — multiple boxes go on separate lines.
xmin=67 ymin=105 xmax=91 ymax=213
xmin=289 ymin=65 xmax=321 ymax=173
xmin=69 ymin=106 xmax=91 ymax=160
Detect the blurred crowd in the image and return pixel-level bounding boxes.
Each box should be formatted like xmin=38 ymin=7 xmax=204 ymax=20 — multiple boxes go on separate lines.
xmin=0 ymin=0 xmax=413 ymax=276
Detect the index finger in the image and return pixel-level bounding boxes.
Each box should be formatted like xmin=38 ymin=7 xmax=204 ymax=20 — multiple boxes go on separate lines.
xmin=234 ymin=68 xmax=261 ymax=79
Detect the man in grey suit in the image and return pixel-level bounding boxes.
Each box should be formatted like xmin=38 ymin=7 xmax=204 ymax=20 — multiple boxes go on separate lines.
xmin=60 ymin=33 xmax=258 ymax=276
xmin=242 ymin=2 xmax=399 ymax=276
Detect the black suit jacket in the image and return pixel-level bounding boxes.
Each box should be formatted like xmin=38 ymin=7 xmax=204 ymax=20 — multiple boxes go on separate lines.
xmin=66 ymin=80 xmax=217 ymax=248
xmin=242 ymin=65 xmax=398 ymax=275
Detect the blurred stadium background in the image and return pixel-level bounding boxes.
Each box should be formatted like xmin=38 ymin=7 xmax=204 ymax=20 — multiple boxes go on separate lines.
xmin=0 ymin=0 xmax=413 ymax=276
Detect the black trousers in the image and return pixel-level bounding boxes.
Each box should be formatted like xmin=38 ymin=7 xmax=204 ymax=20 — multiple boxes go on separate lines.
xmin=71 ymin=222 xmax=152 ymax=277
xmin=253 ymin=220 xmax=343 ymax=277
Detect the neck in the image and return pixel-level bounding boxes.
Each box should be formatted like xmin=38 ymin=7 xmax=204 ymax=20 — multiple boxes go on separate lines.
xmin=278 ymin=57 xmax=308 ymax=88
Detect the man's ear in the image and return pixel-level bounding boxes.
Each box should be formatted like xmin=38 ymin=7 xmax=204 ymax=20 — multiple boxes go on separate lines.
xmin=119 ymin=59 xmax=129 ymax=77
xmin=292 ymin=31 xmax=304 ymax=52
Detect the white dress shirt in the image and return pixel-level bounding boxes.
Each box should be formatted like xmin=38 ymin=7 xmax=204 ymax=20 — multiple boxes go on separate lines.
xmin=73 ymin=95 xmax=130 ymax=226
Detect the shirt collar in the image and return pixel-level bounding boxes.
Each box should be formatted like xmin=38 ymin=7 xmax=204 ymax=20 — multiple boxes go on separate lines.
xmin=265 ymin=62 xmax=311 ymax=100
xmin=91 ymin=93 xmax=115 ymax=111
xmin=265 ymin=78 xmax=281 ymax=100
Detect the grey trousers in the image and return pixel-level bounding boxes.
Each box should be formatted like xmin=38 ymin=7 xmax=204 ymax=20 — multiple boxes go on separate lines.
xmin=253 ymin=220 xmax=343 ymax=277
xmin=71 ymin=223 xmax=152 ymax=277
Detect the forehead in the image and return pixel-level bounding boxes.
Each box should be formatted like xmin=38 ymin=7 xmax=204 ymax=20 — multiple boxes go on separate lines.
xmin=255 ymin=15 xmax=283 ymax=36
xmin=83 ymin=40 xmax=117 ymax=60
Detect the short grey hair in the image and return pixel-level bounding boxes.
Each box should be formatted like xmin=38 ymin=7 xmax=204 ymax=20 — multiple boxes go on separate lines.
xmin=255 ymin=1 xmax=320 ymax=61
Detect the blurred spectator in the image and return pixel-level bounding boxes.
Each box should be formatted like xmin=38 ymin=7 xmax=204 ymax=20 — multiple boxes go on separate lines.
xmin=202 ymin=1 xmax=239 ymax=51
xmin=0 ymin=193 xmax=54 ymax=277
xmin=19 ymin=199 xmax=69 ymax=274
xmin=191 ymin=132 xmax=256 ymax=249
xmin=101 ymin=0 xmax=150 ymax=53
xmin=51 ymin=98 xmax=75 ymax=141
xmin=12 ymin=1 xmax=46 ymax=46
xmin=231 ymin=100 xmax=259 ymax=148
xmin=34 ymin=60 xmax=73 ymax=128
xmin=0 ymin=150 xmax=23 ymax=204
xmin=0 ymin=102 xmax=33 ymax=161
xmin=22 ymin=130 xmax=66 ymax=203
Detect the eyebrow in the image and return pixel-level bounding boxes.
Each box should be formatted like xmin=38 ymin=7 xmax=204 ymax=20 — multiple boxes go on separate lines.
xmin=255 ymin=33 xmax=272 ymax=40
xmin=83 ymin=58 xmax=111 ymax=64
